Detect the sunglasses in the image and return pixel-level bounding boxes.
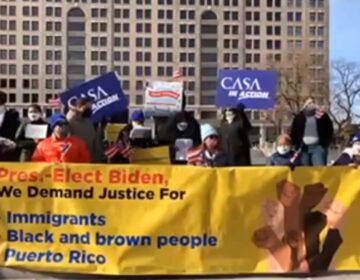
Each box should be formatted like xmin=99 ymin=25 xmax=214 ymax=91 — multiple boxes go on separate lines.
xmin=207 ymin=135 xmax=218 ymax=140
xmin=56 ymin=122 xmax=68 ymax=127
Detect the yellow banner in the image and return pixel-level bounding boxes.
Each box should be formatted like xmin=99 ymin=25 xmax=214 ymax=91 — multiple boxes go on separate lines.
xmin=105 ymin=123 xmax=126 ymax=143
xmin=0 ymin=163 xmax=359 ymax=275
xmin=130 ymin=146 xmax=170 ymax=165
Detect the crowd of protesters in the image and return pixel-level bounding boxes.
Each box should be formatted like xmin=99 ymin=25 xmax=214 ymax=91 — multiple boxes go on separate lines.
xmin=0 ymin=90 xmax=358 ymax=168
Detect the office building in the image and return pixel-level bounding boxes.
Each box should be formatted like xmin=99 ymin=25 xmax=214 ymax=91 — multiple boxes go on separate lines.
xmin=0 ymin=0 xmax=328 ymax=141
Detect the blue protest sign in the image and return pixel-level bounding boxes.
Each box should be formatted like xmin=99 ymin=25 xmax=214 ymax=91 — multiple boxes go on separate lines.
xmin=60 ymin=72 xmax=128 ymax=122
xmin=216 ymin=69 xmax=278 ymax=109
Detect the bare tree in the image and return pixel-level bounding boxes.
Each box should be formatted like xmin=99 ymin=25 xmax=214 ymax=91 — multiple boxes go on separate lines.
xmin=261 ymin=55 xmax=311 ymax=134
xmin=329 ymin=60 xmax=360 ymax=142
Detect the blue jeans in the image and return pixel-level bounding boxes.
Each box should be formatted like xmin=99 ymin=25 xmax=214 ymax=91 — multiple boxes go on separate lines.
xmin=300 ymin=145 xmax=328 ymax=166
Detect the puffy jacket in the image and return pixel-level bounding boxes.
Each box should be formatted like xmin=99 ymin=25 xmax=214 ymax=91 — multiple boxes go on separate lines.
xmin=32 ymin=135 xmax=90 ymax=163
xmin=267 ymin=151 xmax=300 ymax=166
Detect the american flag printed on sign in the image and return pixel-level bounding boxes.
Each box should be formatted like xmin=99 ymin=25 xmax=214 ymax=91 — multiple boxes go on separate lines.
xmin=48 ymin=98 xmax=61 ymax=108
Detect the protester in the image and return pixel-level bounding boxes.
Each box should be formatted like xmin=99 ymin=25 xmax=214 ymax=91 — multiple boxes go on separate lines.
xmin=164 ymin=111 xmax=201 ymax=164
xmin=104 ymin=110 xmax=146 ymax=163
xmin=267 ymin=134 xmax=300 ymax=166
xmin=187 ymin=124 xmax=228 ymax=167
xmin=15 ymin=104 xmax=51 ymax=162
xmin=32 ymin=113 xmax=90 ymax=163
xmin=290 ymin=98 xmax=333 ymax=166
xmin=333 ymin=132 xmax=360 ymax=166
xmin=66 ymin=98 xmax=104 ymax=163
xmin=220 ymin=104 xmax=252 ymax=166
xmin=0 ymin=90 xmax=20 ymax=161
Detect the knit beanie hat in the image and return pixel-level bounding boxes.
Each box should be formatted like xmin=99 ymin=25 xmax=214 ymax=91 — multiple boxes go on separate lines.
xmin=131 ymin=110 xmax=145 ymax=122
xmin=50 ymin=113 xmax=68 ymax=129
xmin=201 ymin=124 xmax=218 ymax=142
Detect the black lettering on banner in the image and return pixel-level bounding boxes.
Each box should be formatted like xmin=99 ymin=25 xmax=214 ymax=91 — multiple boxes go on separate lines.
xmin=0 ymin=186 xmax=22 ymax=198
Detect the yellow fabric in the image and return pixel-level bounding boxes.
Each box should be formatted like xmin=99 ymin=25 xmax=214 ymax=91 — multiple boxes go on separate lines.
xmin=0 ymin=163 xmax=359 ymax=275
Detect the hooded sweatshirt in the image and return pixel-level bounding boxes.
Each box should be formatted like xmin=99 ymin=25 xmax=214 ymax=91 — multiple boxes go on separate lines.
xmin=164 ymin=111 xmax=201 ymax=163
xmin=66 ymin=110 xmax=104 ymax=163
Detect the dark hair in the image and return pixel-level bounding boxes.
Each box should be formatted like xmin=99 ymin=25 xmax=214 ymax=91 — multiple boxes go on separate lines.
xmin=0 ymin=91 xmax=7 ymax=105
xmin=75 ymin=97 xmax=92 ymax=107
xmin=28 ymin=104 xmax=42 ymax=112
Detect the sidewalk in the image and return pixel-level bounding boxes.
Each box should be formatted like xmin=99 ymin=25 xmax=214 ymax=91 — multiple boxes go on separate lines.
xmin=1 ymin=268 xmax=360 ymax=280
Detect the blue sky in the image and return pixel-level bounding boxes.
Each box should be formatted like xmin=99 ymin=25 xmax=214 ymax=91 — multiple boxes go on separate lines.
xmin=330 ymin=0 xmax=360 ymax=62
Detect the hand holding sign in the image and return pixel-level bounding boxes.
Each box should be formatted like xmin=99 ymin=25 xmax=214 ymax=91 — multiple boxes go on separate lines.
xmin=59 ymin=72 xmax=128 ymax=123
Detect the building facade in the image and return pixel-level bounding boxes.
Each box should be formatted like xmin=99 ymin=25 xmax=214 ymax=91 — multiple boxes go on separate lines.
xmin=0 ymin=0 xmax=328 ymax=141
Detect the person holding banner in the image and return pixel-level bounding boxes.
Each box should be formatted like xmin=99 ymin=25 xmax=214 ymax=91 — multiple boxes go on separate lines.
xmin=164 ymin=111 xmax=201 ymax=164
xmin=290 ymin=98 xmax=333 ymax=166
xmin=15 ymin=104 xmax=52 ymax=162
xmin=66 ymin=98 xmax=104 ymax=163
xmin=333 ymin=132 xmax=360 ymax=166
xmin=187 ymin=124 xmax=228 ymax=167
xmin=105 ymin=110 xmax=148 ymax=163
xmin=267 ymin=134 xmax=300 ymax=166
xmin=32 ymin=113 xmax=90 ymax=163
xmin=219 ymin=104 xmax=252 ymax=166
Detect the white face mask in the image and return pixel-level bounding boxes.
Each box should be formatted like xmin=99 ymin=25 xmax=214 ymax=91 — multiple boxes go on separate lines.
xmin=28 ymin=112 xmax=41 ymax=121
xmin=177 ymin=122 xmax=188 ymax=131
xmin=0 ymin=105 xmax=6 ymax=114
xmin=277 ymin=146 xmax=291 ymax=155
xmin=225 ymin=111 xmax=235 ymax=123
xmin=353 ymin=143 xmax=360 ymax=156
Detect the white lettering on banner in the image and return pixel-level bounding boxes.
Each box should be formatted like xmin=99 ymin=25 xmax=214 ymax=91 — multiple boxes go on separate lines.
xmin=238 ymin=91 xmax=270 ymax=100
xmin=221 ymin=77 xmax=261 ymax=91
xmin=92 ymin=94 xmax=120 ymax=114
xmin=66 ymin=86 xmax=112 ymax=109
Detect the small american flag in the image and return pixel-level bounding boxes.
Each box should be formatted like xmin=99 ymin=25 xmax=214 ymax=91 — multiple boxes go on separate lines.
xmin=105 ymin=141 xmax=133 ymax=159
xmin=48 ymin=98 xmax=62 ymax=108
xmin=186 ymin=146 xmax=205 ymax=166
xmin=172 ymin=68 xmax=183 ymax=79
xmin=290 ymin=148 xmax=301 ymax=164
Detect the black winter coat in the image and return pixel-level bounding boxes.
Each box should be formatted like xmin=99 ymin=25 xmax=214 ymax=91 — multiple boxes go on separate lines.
xmin=0 ymin=109 xmax=20 ymax=162
xmin=15 ymin=119 xmax=52 ymax=162
xmin=290 ymin=111 xmax=334 ymax=149
xmin=164 ymin=111 xmax=201 ymax=163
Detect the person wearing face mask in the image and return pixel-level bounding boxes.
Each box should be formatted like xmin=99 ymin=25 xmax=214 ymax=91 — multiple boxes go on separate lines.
xmin=219 ymin=104 xmax=252 ymax=166
xmin=15 ymin=104 xmax=52 ymax=162
xmin=0 ymin=90 xmax=20 ymax=161
xmin=163 ymin=111 xmax=201 ymax=164
xmin=187 ymin=124 xmax=228 ymax=167
xmin=267 ymin=134 xmax=300 ymax=166
xmin=290 ymin=98 xmax=333 ymax=166
xmin=32 ymin=113 xmax=90 ymax=163
xmin=333 ymin=132 xmax=360 ymax=166
xmin=66 ymin=98 xmax=104 ymax=163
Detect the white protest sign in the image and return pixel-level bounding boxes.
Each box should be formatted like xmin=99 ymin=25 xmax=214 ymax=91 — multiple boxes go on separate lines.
xmin=175 ymin=138 xmax=193 ymax=161
xmin=25 ymin=124 xmax=48 ymax=139
xmin=145 ymin=81 xmax=183 ymax=115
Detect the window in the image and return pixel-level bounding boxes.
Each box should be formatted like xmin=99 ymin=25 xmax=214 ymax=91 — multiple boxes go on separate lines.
xmin=266 ymin=40 xmax=273 ymax=49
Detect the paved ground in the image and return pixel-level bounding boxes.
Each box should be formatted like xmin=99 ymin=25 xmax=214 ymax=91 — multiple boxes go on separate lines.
xmin=1 ymin=267 xmax=360 ymax=280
